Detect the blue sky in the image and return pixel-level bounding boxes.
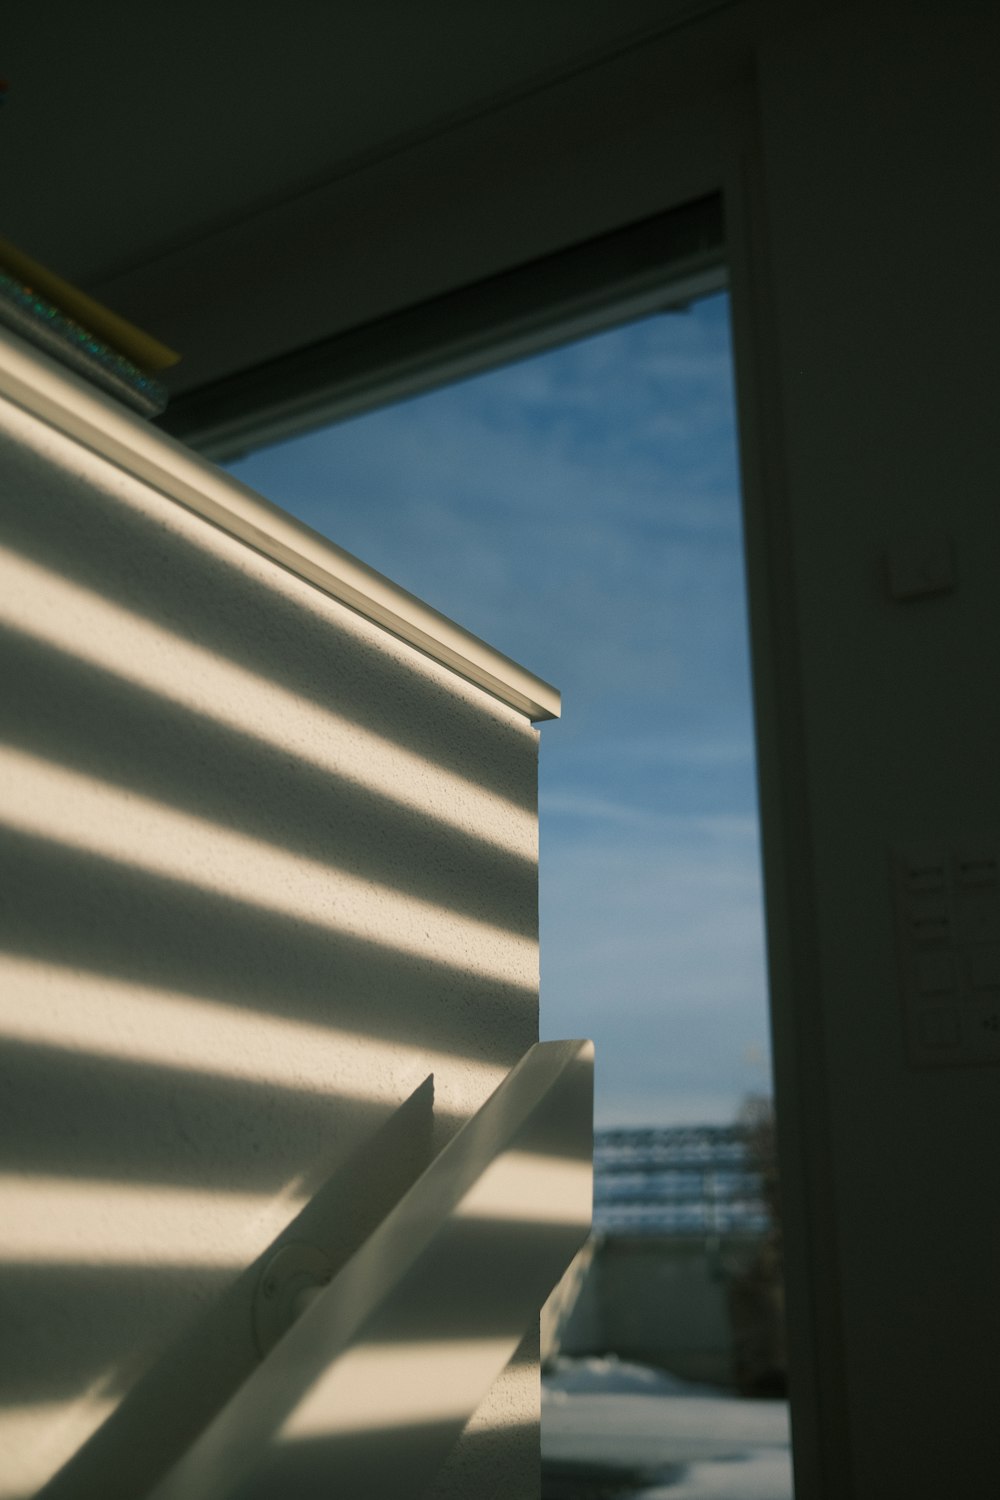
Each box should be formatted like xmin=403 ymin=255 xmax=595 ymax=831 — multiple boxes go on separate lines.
xmin=226 ymin=290 xmax=771 ymax=1126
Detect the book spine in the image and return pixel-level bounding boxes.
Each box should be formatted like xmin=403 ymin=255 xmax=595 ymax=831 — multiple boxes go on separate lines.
xmin=0 ymin=272 xmax=167 ymax=417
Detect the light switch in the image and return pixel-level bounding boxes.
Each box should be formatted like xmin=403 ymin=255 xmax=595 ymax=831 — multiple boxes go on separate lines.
xmin=917 ymin=1005 xmax=960 ymax=1049
xmin=915 ymin=950 xmax=957 ymax=994
xmin=907 ymin=899 xmax=951 ymax=944
xmin=966 ymin=1002 xmax=1000 ymax=1062
xmin=955 ymin=853 xmax=999 ymax=888
xmin=905 ymin=857 xmax=947 ymax=893
xmin=885 ymin=534 xmax=955 ymax=601
xmin=969 ymin=945 xmax=1000 ymax=991
xmin=893 ymin=843 xmax=1000 ymax=1069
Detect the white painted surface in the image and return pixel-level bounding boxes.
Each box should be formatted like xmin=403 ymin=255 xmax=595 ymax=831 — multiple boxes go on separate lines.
xmin=2 ymin=9 xmax=996 ymax=1495
xmin=0 ymin=385 xmax=543 ymax=1494
xmin=0 ymin=326 xmax=560 ymax=722
xmin=148 ymin=1041 xmax=593 ymax=1500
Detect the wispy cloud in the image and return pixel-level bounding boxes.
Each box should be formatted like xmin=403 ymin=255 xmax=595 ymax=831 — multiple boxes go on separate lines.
xmin=565 ymin=732 xmax=755 ymax=768
xmin=540 ymin=792 xmax=759 ymax=841
xmin=540 ymin=827 xmax=770 ymax=1126
xmin=229 ymin=299 xmax=745 ymax=683
xmin=228 ymin=292 xmax=769 ymax=1127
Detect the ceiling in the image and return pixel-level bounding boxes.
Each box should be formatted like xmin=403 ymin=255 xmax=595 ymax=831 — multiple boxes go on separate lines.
xmin=3 ymin=3 xmax=720 ymax=290
xmin=3 ymin=1 xmax=738 ymax=433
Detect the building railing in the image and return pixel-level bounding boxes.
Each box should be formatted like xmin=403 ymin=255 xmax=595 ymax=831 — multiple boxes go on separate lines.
xmin=144 ymin=1040 xmax=593 ymax=1500
xmin=593 ymin=1124 xmax=771 ymax=1237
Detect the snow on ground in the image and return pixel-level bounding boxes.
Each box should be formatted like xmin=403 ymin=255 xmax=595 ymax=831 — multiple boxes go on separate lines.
xmin=637 ymin=1450 xmax=793 ymax=1500
xmin=542 ymin=1357 xmax=792 ymax=1499
xmin=544 ymin=1355 xmax=725 ymax=1399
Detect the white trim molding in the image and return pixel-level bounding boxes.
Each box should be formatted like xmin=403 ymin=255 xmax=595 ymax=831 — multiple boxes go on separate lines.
xmin=0 ymin=325 xmax=561 ymax=722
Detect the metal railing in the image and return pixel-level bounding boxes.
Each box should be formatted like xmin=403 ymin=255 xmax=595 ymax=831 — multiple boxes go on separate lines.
xmin=593 ymin=1124 xmax=770 ymax=1237
xmin=147 ymin=1040 xmax=593 ymax=1500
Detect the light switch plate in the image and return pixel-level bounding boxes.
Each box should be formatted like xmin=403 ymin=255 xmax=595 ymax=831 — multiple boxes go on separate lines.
xmin=892 ymin=845 xmax=1000 ymax=1068
xmin=885 ymin=534 xmax=956 ymax=601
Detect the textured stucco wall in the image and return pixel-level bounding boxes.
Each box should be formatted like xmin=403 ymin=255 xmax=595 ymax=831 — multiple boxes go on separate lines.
xmin=0 ymin=395 xmax=540 ymax=1497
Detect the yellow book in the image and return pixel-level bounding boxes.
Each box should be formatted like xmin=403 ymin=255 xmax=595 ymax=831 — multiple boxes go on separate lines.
xmin=0 ymin=236 xmax=180 ymax=373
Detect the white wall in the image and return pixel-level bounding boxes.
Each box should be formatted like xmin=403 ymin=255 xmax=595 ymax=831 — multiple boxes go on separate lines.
xmin=0 ymin=392 xmax=541 ymax=1497
xmin=6 ymin=6 xmax=997 ymax=1495
xmin=737 ymin=9 xmax=1000 ymax=1495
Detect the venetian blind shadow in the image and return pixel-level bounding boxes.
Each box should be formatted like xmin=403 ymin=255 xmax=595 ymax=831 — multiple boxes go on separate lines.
xmin=0 ymin=407 xmax=539 ymax=809
xmin=147 ymin=1042 xmax=593 ymax=1500
xmin=36 ymin=1078 xmax=435 ymax=1500
xmin=0 ymin=622 xmax=536 ymax=937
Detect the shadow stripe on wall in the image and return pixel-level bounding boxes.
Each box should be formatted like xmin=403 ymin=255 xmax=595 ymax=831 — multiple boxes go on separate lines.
xmin=0 ymin=957 xmax=508 ymax=1109
xmin=0 ymin=827 xmax=535 ymax=1057
xmin=0 ymin=745 xmax=537 ymax=991
xmin=0 ymin=554 xmax=536 ymax=864
xmin=0 ymin=625 xmax=536 ymax=937
xmin=0 ymin=421 xmax=538 ymax=805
